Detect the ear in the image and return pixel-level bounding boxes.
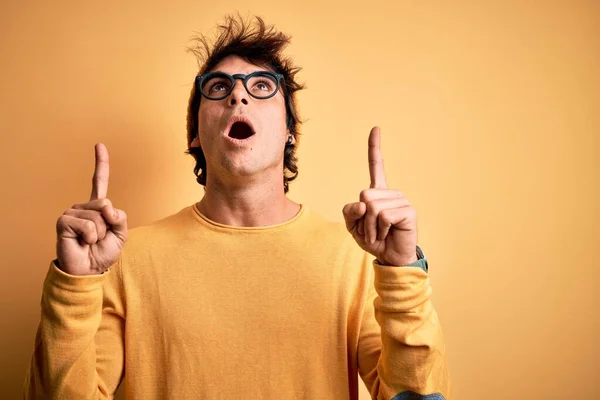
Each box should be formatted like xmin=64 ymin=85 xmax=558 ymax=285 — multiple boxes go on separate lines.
xmin=286 ymin=129 xmax=296 ymax=145
xmin=190 ymin=136 xmax=200 ymax=148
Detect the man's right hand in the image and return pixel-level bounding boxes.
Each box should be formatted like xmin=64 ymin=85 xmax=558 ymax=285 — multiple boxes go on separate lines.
xmin=55 ymin=143 xmax=128 ymax=276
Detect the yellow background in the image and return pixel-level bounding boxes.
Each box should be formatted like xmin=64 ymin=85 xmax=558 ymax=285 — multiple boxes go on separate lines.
xmin=1 ymin=1 xmax=598 ymax=399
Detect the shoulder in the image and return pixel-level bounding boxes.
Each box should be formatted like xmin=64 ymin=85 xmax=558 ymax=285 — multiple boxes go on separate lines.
xmin=123 ymin=205 xmax=197 ymax=254
xmin=302 ymin=206 xmax=367 ymax=257
xmin=300 ymin=206 xmax=374 ymax=280
xmin=302 ymin=207 xmax=348 ymax=238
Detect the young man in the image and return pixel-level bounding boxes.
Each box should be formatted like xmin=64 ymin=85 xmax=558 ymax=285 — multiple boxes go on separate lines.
xmin=24 ymin=16 xmax=450 ymax=400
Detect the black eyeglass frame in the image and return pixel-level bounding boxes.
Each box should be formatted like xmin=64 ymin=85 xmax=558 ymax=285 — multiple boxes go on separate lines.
xmin=195 ymin=71 xmax=285 ymax=100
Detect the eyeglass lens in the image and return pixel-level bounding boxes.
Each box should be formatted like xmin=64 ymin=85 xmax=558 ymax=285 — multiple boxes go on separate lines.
xmin=201 ymin=73 xmax=278 ymax=99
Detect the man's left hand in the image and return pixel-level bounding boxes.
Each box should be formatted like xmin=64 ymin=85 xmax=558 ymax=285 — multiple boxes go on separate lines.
xmin=342 ymin=126 xmax=418 ymax=266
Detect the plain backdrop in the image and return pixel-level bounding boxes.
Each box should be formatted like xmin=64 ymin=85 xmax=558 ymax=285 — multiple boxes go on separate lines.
xmin=1 ymin=1 xmax=598 ymax=399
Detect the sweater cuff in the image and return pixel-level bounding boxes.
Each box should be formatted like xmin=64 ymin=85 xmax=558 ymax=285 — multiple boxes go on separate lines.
xmin=373 ymin=263 xmax=431 ymax=312
xmin=373 ymin=261 xmax=429 ymax=284
xmin=46 ymin=260 xmax=107 ymax=293
xmin=374 ymin=258 xmax=428 ymax=273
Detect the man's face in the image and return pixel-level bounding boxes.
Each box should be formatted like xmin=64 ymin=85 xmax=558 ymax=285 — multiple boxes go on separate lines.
xmin=194 ymin=55 xmax=289 ymax=186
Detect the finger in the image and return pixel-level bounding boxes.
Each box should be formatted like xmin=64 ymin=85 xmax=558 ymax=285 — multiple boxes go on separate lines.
xmin=365 ymin=197 xmax=411 ymax=244
xmin=359 ymin=188 xmax=403 ymax=204
xmin=342 ymin=202 xmax=366 ymax=232
xmin=101 ymin=206 xmax=129 ymax=242
xmin=377 ymin=203 xmax=411 ymax=242
xmin=357 ymin=218 xmax=365 ymax=236
xmin=56 ymin=214 xmax=99 ymax=245
xmin=72 ymin=198 xmax=113 ymax=212
xmin=90 ymin=143 xmax=110 ymax=201
xmin=368 ymin=126 xmax=388 ymax=189
xmin=63 ymin=209 xmax=108 ymax=241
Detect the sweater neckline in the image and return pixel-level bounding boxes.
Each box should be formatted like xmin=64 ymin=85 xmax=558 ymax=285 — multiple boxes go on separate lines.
xmin=190 ymin=202 xmax=307 ymax=232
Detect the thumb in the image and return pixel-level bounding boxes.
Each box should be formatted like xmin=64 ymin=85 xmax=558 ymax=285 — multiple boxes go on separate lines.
xmin=342 ymin=202 xmax=367 ymax=232
xmin=101 ymin=205 xmax=128 ymax=242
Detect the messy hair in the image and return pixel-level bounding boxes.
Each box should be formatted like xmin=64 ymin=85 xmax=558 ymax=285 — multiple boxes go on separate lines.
xmin=185 ymin=15 xmax=304 ymax=193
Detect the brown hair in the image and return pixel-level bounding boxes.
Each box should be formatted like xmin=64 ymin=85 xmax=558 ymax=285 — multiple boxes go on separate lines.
xmin=185 ymin=15 xmax=304 ymax=193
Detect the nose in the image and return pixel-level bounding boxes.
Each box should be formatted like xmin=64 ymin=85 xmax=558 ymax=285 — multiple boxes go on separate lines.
xmin=229 ymin=80 xmax=248 ymax=106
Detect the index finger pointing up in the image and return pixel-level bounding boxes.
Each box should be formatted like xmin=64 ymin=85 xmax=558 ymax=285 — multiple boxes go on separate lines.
xmin=368 ymin=126 xmax=388 ymax=189
xmin=90 ymin=143 xmax=110 ymax=200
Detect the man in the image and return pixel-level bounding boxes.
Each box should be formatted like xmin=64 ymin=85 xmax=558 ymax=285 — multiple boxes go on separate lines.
xmin=24 ymin=15 xmax=450 ymax=399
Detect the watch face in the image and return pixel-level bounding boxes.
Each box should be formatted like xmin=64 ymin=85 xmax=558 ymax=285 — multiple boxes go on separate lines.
xmin=416 ymin=245 xmax=425 ymax=260
xmin=416 ymin=246 xmax=428 ymax=272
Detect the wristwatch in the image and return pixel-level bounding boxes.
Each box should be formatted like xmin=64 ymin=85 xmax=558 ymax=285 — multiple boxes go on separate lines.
xmin=416 ymin=245 xmax=425 ymax=260
xmin=374 ymin=246 xmax=429 ymax=273
xmin=407 ymin=245 xmax=428 ymax=273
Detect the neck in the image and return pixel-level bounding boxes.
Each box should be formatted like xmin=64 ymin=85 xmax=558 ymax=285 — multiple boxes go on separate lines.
xmin=198 ymin=174 xmax=300 ymax=227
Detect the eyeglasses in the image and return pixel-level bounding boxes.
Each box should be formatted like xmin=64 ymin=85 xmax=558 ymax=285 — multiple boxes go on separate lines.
xmin=195 ymin=71 xmax=285 ymax=100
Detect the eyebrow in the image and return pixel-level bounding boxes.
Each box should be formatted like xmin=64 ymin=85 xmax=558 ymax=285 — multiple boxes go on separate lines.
xmin=211 ymin=70 xmax=267 ymax=75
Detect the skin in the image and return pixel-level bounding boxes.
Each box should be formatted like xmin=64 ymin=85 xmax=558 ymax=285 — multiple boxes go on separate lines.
xmin=342 ymin=127 xmax=419 ymax=266
xmin=189 ymin=55 xmax=300 ymax=227
xmin=56 ymin=144 xmax=128 ymax=276
xmin=55 ymin=58 xmax=418 ymax=276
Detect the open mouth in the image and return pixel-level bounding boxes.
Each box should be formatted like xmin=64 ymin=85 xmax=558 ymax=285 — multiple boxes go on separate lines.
xmin=228 ymin=121 xmax=255 ymax=140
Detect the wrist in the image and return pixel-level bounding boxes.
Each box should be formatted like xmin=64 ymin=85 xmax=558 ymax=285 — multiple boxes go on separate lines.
xmin=376 ymin=255 xmax=418 ymax=266
xmin=375 ymin=246 xmax=428 ymax=272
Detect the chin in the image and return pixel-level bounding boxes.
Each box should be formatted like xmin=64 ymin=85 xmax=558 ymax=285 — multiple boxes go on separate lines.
xmin=221 ymin=157 xmax=261 ymax=177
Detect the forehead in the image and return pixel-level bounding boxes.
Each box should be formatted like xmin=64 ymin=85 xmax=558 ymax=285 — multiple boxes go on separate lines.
xmin=209 ymin=54 xmax=272 ymax=75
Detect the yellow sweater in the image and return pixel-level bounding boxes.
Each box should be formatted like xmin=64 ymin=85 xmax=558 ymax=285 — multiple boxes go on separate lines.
xmin=24 ymin=204 xmax=450 ymax=399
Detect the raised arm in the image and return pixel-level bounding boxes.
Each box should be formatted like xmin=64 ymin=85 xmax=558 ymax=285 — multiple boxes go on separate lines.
xmin=24 ymin=144 xmax=128 ymax=399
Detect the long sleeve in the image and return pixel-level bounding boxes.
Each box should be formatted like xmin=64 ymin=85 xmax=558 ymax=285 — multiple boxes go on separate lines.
xmin=357 ymin=261 xmax=451 ymax=400
xmin=23 ymin=260 xmax=126 ymax=399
